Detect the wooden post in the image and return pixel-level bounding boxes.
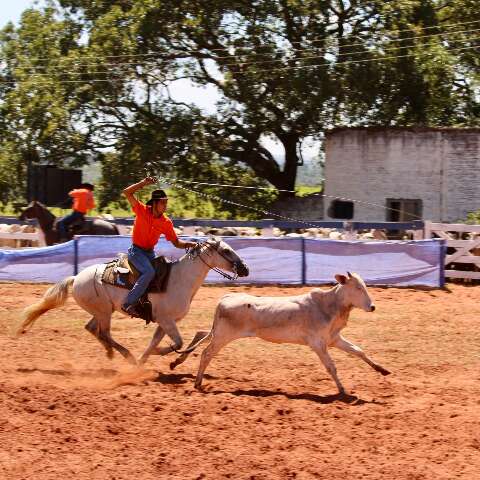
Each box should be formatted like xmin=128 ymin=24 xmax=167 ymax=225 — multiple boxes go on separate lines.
xmin=424 ymin=220 xmax=432 ymax=239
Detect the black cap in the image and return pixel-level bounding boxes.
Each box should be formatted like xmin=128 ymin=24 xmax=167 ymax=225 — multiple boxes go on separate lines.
xmin=146 ymin=189 xmax=168 ymax=206
xmin=80 ymin=182 xmax=95 ymax=191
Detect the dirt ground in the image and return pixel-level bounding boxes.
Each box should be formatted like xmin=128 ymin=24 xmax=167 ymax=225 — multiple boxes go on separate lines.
xmin=0 ymin=282 xmax=479 ymax=480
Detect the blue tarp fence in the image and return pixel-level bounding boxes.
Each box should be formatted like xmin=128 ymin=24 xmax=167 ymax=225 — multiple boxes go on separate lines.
xmin=0 ymin=235 xmax=445 ymax=287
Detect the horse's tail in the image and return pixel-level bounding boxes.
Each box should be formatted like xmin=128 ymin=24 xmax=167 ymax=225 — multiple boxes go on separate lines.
xmin=16 ymin=276 xmax=75 ymax=336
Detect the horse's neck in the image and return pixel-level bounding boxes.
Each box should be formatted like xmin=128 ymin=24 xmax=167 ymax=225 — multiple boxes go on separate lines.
xmin=169 ymin=255 xmax=211 ymax=299
xmin=37 ymin=208 xmax=56 ymax=232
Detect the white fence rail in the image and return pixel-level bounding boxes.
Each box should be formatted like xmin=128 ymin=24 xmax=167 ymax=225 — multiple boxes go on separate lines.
xmin=424 ymin=221 xmax=480 ymax=280
xmin=0 ymin=231 xmax=45 ymax=247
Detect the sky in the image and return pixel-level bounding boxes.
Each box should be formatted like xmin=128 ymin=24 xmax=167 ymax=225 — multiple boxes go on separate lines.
xmin=0 ymin=0 xmax=42 ymax=27
xmin=0 ymin=0 xmax=321 ymax=171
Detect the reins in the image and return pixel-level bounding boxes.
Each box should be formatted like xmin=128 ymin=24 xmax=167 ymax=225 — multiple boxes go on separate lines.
xmin=187 ymin=242 xmax=239 ymax=281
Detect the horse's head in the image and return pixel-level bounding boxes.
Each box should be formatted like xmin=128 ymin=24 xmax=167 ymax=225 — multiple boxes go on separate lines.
xmin=18 ymin=201 xmax=40 ymax=221
xmin=199 ymin=238 xmax=249 ymax=278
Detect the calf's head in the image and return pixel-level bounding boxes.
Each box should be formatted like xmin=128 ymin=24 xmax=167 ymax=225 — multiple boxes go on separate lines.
xmin=335 ymin=272 xmax=375 ymax=312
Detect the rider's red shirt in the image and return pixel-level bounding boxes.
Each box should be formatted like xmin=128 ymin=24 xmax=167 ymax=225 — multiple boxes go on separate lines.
xmin=69 ymin=188 xmax=95 ymax=214
xmin=131 ymin=201 xmax=178 ymax=250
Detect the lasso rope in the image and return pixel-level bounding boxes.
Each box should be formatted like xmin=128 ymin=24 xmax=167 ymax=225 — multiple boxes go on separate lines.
xmin=154 ymin=175 xmax=422 ymax=225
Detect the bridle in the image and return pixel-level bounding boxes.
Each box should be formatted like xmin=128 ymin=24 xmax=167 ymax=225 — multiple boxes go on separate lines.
xmin=187 ymin=241 xmax=239 ymax=281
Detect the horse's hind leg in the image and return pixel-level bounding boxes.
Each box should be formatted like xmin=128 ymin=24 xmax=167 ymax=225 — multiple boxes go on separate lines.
xmin=99 ymin=329 xmax=137 ymax=366
xmin=88 ymin=314 xmax=136 ymax=365
xmin=85 ymin=318 xmax=114 ymax=359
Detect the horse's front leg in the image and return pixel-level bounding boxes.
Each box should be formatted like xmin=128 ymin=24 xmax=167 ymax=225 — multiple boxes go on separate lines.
xmin=138 ymin=324 xmax=165 ymax=365
xmin=170 ymin=330 xmax=210 ymax=370
xmin=142 ymin=319 xmax=183 ymax=358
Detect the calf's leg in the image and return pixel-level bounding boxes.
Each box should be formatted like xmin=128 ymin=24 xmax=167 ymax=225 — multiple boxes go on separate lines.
xmin=333 ymin=336 xmax=391 ymax=376
xmin=310 ymin=341 xmax=346 ymax=394
xmin=194 ymin=334 xmax=231 ymax=390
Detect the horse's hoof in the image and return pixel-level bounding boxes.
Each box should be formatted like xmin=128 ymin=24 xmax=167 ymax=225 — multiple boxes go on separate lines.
xmin=376 ymin=365 xmax=391 ymax=376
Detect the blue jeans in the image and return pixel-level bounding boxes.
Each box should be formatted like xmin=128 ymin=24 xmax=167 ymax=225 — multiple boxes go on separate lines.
xmin=57 ymin=211 xmax=84 ymax=239
xmin=124 ymin=244 xmax=156 ymax=307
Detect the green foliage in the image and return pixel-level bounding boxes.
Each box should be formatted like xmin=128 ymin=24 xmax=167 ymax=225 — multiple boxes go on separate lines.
xmin=295 ymin=185 xmax=322 ymax=197
xmin=464 ymin=210 xmax=480 ymax=225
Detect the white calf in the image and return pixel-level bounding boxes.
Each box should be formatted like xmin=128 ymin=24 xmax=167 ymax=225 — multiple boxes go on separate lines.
xmin=172 ymin=272 xmax=390 ymax=393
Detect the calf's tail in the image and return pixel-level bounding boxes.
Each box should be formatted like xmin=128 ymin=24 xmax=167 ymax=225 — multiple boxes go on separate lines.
xmin=16 ymin=276 xmax=75 ymax=336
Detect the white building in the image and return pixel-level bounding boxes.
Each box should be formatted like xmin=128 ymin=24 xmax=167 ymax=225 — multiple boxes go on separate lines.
xmin=323 ymin=127 xmax=480 ymax=222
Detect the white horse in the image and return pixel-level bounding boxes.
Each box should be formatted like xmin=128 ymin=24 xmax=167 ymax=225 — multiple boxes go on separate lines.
xmin=16 ymin=239 xmax=249 ymax=365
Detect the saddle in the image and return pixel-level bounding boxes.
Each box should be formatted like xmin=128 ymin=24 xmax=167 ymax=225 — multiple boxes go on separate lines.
xmin=101 ymin=254 xmax=172 ymax=323
xmin=70 ymin=218 xmax=96 ymax=235
xmin=55 ymin=217 xmax=92 ymax=241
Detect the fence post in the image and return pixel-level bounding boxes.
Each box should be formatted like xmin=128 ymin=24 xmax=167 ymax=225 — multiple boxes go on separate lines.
xmin=73 ymin=237 xmax=79 ymax=275
xmin=424 ymin=220 xmax=432 ymax=239
xmin=439 ymin=239 xmax=446 ymax=288
xmin=301 ymin=237 xmax=306 ymax=285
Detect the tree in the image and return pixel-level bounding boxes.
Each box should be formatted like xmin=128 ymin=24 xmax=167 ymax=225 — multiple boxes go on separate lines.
xmin=0 ymin=6 xmax=92 ymax=206
xmin=1 ymin=0 xmax=479 ymax=211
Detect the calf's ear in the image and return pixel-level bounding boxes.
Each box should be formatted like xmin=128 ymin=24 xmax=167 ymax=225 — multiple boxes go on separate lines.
xmin=335 ymin=274 xmax=347 ymax=285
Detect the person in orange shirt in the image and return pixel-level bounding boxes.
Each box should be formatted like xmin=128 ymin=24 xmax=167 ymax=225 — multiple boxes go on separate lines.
xmin=57 ymin=183 xmax=96 ymax=241
xmin=121 ymin=176 xmax=197 ymax=317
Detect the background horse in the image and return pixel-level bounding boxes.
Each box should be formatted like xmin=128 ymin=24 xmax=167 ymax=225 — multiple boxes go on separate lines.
xmin=18 ymin=200 xmax=119 ymax=245
xmin=16 ymin=239 xmax=249 ymax=365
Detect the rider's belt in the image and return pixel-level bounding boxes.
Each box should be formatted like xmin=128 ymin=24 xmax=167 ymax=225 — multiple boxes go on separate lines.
xmin=132 ymin=244 xmax=154 ymax=253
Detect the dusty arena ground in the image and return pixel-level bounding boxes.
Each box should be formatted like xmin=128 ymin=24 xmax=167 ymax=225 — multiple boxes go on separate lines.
xmin=0 ymin=282 xmax=479 ymax=479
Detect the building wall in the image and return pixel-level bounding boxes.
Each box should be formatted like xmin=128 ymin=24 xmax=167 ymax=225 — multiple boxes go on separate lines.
xmin=324 ymin=128 xmax=480 ymax=222
xmin=443 ymin=131 xmax=480 ymax=222
xmin=271 ymin=194 xmax=324 ymax=221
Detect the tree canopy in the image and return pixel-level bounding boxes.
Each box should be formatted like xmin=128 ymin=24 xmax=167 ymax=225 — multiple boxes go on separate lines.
xmin=0 ymin=0 xmax=479 ymax=213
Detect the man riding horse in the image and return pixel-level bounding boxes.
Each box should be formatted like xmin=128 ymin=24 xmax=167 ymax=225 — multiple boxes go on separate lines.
xmin=57 ymin=182 xmax=96 ymax=242
xmin=121 ymin=176 xmax=197 ymax=318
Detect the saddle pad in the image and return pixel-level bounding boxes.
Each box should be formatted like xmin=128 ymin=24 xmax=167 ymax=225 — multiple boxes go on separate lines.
xmin=101 ymin=255 xmax=172 ymax=293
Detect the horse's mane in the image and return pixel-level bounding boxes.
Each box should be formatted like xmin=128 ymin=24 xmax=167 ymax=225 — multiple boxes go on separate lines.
xmin=32 ymin=201 xmax=56 ymax=225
